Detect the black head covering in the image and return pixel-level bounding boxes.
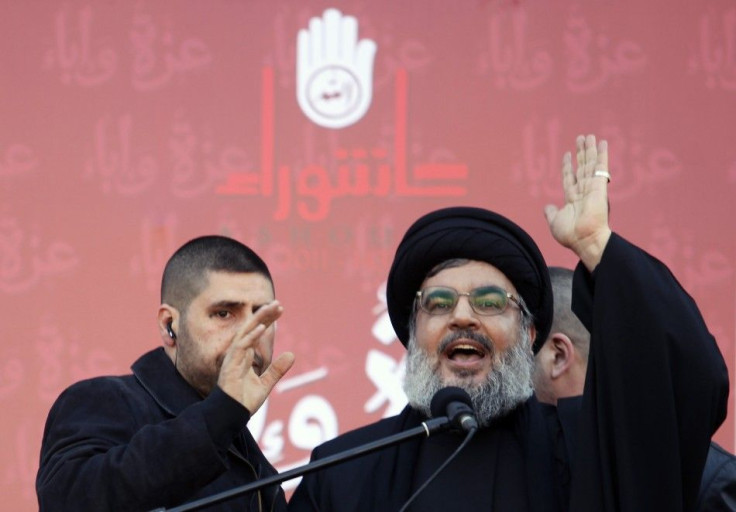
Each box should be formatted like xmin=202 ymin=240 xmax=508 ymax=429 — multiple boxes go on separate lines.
xmin=386 ymin=206 xmax=553 ymax=353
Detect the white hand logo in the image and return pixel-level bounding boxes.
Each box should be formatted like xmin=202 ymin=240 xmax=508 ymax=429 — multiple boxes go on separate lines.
xmin=297 ymin=8 xmax=377 ymax=129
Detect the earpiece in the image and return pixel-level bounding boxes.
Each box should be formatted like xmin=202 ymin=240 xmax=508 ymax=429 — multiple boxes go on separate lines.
xmin=166 ymin=322 xmax=176 ymax=340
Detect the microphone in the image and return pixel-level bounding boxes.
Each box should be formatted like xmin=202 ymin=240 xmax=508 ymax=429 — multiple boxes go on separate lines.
xmin=430 ymin=386 xmax=479 ymax=432
xmin=397 ymin=387 xmax=479 ymax=512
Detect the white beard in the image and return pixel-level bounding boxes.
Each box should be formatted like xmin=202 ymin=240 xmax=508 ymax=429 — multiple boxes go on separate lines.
xmin=402 ymin=328 xmax=534 ymax=427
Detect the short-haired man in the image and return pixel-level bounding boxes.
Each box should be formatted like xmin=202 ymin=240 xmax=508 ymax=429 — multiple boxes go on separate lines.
xmin=37 ymin=235 xmax=295 ymax=511
xmin=534 ymin=266 xmax=736 ymax=512
xmin=288 ymin=135 xmax=728 ymax=511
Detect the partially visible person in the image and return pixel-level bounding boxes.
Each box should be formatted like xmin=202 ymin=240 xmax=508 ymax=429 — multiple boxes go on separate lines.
xmin=699 ymin=443 xmax=736 ymax=512
xmin=532 ymin=267 xmax=590 ymax=410
xmin=37 ymin=235 xmax=295 ymax=512
xmin=534 ymin=266 xmax=736 ymax=512
xmin=289 ymin=135 xmax=729 ymax=511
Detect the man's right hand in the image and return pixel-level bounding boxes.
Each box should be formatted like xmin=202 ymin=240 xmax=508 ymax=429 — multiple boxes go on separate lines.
xmin=217 ymin=301 xmax=295 ymax=415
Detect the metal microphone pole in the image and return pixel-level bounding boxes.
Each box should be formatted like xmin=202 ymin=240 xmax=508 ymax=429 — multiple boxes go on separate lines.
xmin=150 ymin=416 xmax=451 ymax=512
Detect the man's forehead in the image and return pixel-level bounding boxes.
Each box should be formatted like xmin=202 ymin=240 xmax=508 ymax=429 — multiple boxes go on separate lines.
xmin=421 ymin=260 xmax=518 ymax=292
xmin=197 ymin=270 xmax=274 ymax=300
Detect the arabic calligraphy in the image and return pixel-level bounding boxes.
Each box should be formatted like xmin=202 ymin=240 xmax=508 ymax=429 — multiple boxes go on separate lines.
xmin=34 ymin=321 xmax=118 ymax=403
xmin=0 ymin=218 xmax=79 ymax=294
xmin=565 ymin=11 xmax=647 ymax=93
xmin=649 ymin=225 xmax=733 ymax=295
xmin=168 ymin=115 xmax=240 ymax=198
xmin=477 ymin=6 xmax=553 ymax=90
xmin=130 ymin=8 xmax=212 ymax=91
xmin=249 ymin=365 xmax=338 ymax=490
xmin=513 ymin=121 xmax=681 ymax=200
xmin=688 ymin=7 xmax=736 ymax=90
xmin=249 ymin=280 xmax=411 ymax=490
xmin=43 ymin=6 xmax=117 ymax=86
xmin=84 ymin=113 xmax=244 ymax=197
xmin=85 ymin=114 xmax=158 ymax=195
xmin=43 ymin=5 xmax=211 ymax=90
xmin=216 ymin=68 xmax=469 ymax=221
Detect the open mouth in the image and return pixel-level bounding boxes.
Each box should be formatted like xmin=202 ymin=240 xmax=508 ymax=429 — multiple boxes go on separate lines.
xmin=442 ymin=340 xmax=489 ymax=363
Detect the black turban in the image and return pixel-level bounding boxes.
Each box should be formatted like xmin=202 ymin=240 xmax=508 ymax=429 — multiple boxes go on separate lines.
xmin=386 ymin=206 xmax=553 ymax=353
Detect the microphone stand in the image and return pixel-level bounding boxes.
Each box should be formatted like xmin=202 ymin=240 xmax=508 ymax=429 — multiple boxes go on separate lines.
xmin=151 ymin=416 xmax=451 ymax=512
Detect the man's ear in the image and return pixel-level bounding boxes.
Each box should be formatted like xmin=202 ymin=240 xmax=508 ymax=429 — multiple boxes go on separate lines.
xmin=157 ymin=305 xmax=179 ymax=348
xmin=527 ymin=324 xmax=537 ymax=350
xmin=548 ymin=333 xmax=575 ymax=379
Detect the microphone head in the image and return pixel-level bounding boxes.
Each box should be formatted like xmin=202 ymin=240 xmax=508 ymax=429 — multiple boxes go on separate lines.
xmin=430 ymin=386 xmax=473 ymax=418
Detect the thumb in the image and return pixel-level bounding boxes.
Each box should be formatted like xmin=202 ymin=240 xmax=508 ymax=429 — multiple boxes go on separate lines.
xmin=259 ymin=352 xmax=296 ymax=392
xmin=543 ymin=204 xmax=558 ymax=225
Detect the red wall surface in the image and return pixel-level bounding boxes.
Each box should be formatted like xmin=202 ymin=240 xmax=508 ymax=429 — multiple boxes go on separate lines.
xmin=2 ymin=1 xmax=735 ymax=509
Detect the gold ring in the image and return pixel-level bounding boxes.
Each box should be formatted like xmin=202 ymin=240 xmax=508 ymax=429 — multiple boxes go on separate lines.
xmin=593 ymin=170 xmax=611 ymax=182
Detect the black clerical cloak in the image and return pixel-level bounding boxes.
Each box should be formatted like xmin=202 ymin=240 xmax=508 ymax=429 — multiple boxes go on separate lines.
xmin=289 ymin=397 xmax=565 ymax=512
xmin=288 ymin=234 xmax=728 ymax=512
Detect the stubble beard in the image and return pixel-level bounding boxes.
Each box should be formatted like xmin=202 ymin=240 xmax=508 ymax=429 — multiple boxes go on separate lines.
xmin=403 ymin=328 xmax=535 ymax=427
xmin=174 ymin=321 xmax=221 ymax=397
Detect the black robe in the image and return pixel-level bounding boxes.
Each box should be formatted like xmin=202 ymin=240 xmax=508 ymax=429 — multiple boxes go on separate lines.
xmin=288 ymin=234 xmax=729 ymax=512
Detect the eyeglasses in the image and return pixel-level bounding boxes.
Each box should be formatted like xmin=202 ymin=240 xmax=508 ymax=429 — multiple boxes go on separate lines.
xmin=415 ymin=285 xmax=528 ymax=317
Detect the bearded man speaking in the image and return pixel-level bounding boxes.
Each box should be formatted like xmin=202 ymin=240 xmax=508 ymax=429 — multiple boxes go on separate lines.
xmin=288 ymin=135 xmax=728 ymax=512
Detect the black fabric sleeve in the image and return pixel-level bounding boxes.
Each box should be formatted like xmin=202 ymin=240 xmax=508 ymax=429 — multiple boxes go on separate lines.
xmin=203 ymin=385 xmax=252 ymax=459
xmin=568 ymin=233 xmax=729 ymax=512
xmin=36 ymin=379 xmax=250 ymax=511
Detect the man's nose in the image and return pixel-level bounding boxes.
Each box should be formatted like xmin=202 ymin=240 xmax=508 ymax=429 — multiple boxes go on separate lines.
xmin=449 ymin=296 xmax=481 ymax=328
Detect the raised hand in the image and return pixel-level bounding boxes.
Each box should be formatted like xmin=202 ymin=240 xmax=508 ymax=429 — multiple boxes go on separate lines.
xmin=296 ymin=8 xmax=377 ymax=129
xmin=544 ymin=134 xmax=612 ymax=271
xmin=217 ymin=301 xmax=295 ymax=415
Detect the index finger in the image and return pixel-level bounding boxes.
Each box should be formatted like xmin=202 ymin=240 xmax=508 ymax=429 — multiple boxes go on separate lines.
xmin=253 ymin=300 xmax=283 ymax=329
xmin=232 ymin=300 xmax=283 ymax=343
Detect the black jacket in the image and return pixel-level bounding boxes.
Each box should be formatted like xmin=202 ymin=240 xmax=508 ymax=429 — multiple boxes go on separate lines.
xmin=37 ymin=347 xmax=286 ymax=512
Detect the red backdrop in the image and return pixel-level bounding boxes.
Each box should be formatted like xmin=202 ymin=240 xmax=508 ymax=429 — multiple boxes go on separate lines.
xmin=2 ymin=1 xmax=735 ymax=508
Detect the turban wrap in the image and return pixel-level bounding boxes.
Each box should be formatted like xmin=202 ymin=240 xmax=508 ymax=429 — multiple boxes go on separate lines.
xmin=386 ymin=206 xmax=553 ymax=353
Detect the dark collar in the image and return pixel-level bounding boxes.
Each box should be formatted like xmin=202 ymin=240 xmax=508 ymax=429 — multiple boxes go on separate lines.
xmin=132 ymin=347 xmax=203 ymax=416
xmin=393 ymin=401 xmax=560 ymax=512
